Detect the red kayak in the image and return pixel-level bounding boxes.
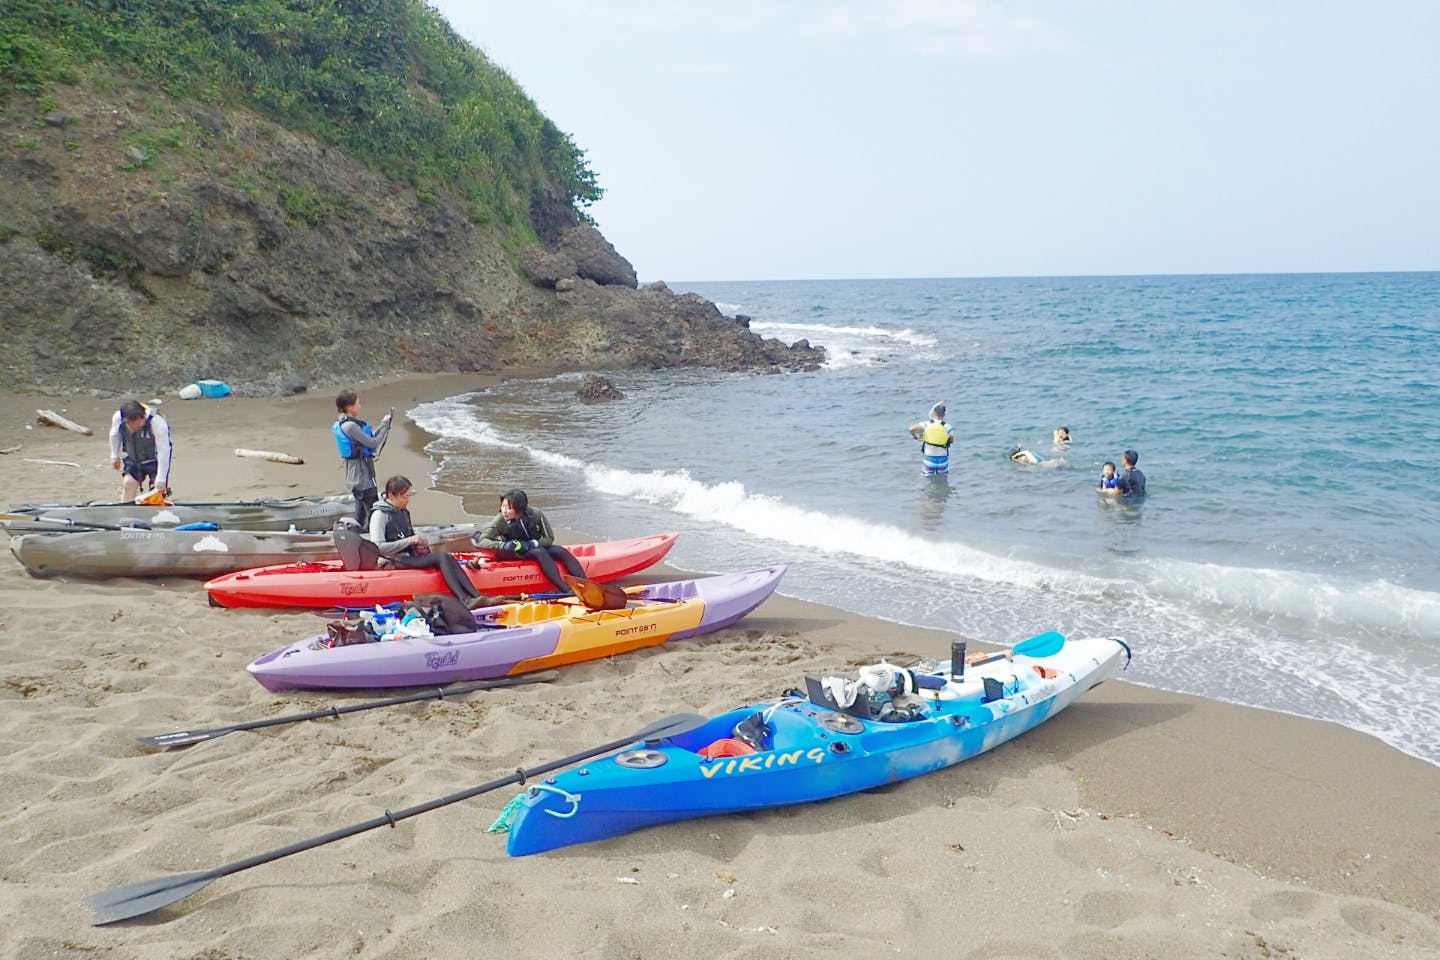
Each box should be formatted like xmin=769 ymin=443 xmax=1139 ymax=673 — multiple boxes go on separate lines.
xmin=203 ymin=532 xmax=679 ymax=609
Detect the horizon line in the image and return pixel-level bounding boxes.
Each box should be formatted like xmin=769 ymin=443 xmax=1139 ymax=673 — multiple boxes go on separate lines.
xmin=652 ymin=268 xmax=1440 ymax=285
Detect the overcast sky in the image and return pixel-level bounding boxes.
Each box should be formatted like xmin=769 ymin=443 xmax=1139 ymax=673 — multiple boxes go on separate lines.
xmin=431 ymin=1 xmax=1439 ymax=282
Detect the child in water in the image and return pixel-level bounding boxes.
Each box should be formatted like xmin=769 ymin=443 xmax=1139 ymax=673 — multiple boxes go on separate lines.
xmin=1098 ymin=461 xmax=1119 ymax=493
xmin=1009 ymin=447 xmax=1043 ymax=465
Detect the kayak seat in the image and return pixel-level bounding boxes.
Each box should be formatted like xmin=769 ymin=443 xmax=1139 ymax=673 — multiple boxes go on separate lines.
xmin=803 ymin=674 xmax=874 ymax=719
xmin=333 ymin=529 xmax=381 ymax=572
xmin=511 ymin=602 xmax=565 ymax=625
xmin=732 ymin=711 xmax=773 ymax=751
xmin=562 ymin=574 xmax=629 ymax=611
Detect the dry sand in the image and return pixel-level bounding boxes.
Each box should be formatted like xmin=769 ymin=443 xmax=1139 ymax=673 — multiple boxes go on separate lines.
xmin=1 ymin=377 xmax=1438 ymax=960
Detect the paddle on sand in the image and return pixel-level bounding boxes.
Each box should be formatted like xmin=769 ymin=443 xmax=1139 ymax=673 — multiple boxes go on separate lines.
xmin=135 ymin=671 xmax=560 ymax=750
xmin=86 ymin=712 xmax=708 ymax=925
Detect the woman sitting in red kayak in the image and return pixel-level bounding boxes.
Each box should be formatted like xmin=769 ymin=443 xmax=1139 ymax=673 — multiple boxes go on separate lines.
xmin=367 ymin=475 xmax=484 ymax=606
xmin=474 ymin=488 xmax=587 ymax=594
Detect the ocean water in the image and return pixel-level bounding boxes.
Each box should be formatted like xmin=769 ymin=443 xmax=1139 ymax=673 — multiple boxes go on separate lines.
xmin=409 ymin=273 xmax=1440 ymax=766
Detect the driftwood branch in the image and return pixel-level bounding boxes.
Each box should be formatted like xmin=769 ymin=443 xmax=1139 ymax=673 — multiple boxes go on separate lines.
xmin=235 ymin=448 xmax=304 ymax=465
xmin=35 ymin=409 xmax=93 ymax=436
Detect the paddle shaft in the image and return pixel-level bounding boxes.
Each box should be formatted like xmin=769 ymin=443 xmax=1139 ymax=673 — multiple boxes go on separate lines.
xmin=374 ymin=407 xmax=396 ymax=459
xmin=312 ymin=591 xmax=576 ymax=618
xmin=953 ymin=631 xmax=1066 ymax=671
xmin=88 ymin=712 xmax=706 ymax=923
xmin=136 ymin=671 xmax=559 ymax=748
xmin=208 ymin=728 xmax=668 ymax=878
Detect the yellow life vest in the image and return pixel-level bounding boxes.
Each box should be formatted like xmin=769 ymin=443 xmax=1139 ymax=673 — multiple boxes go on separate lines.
xmin=921 ymin=420 xmax=952 ymax=447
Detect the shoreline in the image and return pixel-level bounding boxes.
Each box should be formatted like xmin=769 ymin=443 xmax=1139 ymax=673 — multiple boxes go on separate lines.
xmin=2 ymin=376 xmax=1438 ymax=957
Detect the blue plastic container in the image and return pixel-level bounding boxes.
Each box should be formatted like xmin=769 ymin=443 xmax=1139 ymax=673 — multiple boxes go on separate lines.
xmin=196 ymin=379 xmax=231 ymax=398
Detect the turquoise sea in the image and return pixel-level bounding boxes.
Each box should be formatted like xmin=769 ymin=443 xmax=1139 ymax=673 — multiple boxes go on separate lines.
xmin=409 ymin=273 xmax=1440 ymax=765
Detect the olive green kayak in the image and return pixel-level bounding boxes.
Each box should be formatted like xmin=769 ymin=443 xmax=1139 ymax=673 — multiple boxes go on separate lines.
xmin=9 ymin=523 xmax=484 ymax=579
xmin=2 ymin=495 xmax=355 ymax=535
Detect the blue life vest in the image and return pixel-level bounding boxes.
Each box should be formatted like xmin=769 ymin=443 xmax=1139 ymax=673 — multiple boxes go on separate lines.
xmin=333 ymin=415 xmax=374 ymax=460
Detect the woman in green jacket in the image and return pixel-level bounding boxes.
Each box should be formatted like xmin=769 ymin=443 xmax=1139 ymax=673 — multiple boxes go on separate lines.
xmin=474 ymin=489 xmax=586 ymax=593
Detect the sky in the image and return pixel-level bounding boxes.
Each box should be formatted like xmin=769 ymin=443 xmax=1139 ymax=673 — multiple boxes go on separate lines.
xmin=431 ymin=1 xmax=1439 ymax=282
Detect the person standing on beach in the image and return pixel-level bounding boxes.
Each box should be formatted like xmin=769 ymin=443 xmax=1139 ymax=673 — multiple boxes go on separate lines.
xmin=1116 ymin=449 xmax=1147 ymax=499
xmin=474 ymin=488 xmax=587 ymax=594
xmin=108 ymin=400 xmax=172 ymax=501
xmin=333 ymin=389 xmax=391 ymax=527
xmin=368 ymin=475 xmax=483 ymax=606
xmin=908 ymin=401 xmax=954 ymax=476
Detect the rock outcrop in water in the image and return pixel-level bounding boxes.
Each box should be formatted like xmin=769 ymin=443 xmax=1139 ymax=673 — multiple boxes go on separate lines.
xmin=576 ymin=374 xmax=625 ymax=401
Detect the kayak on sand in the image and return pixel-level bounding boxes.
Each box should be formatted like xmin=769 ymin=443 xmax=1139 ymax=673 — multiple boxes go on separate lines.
xmin=9 ymin=523 xmax=485 ymax=580
xmin=246 ymin=565 xmax=785 ymax=691
xmin=496 ymin=633 xmax=1130 ymax=856
xmin=205 ymin=532 xmax=680 ymax=609
xmin=1 ymin=494 xmax=355 ymax=534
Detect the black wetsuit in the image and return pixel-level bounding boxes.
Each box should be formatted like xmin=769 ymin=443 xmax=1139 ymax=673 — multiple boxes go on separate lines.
xmin=370 ymin=500 xmax=479 ymax=603
xmin=476 ymin=506 xmax=586 ymax=593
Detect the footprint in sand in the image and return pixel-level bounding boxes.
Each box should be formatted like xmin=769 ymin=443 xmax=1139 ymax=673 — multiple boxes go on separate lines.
xmin=1074 ymin=889 xmax=1153 ymax=928
xmin=1249 ymin=888 xmax=1322 ymax=921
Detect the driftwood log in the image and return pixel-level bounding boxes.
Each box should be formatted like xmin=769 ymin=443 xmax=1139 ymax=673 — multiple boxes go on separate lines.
xmin=235 ymin=448 xmax=304 ymax=465
xmin=35 ymin=409 xmax=93 ymax=435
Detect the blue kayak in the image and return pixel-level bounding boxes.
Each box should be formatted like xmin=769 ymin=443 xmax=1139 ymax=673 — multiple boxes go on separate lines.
xmin=500 ymin=632 xmax=1130 ymax=856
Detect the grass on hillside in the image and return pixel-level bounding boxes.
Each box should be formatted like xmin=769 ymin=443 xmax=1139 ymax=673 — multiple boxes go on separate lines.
xmin=0 ymin=0 xmax=601 ymax=246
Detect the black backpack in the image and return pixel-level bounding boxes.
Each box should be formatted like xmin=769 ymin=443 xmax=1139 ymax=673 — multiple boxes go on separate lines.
xmin=404 ymin=593 xmax=477 ymax=635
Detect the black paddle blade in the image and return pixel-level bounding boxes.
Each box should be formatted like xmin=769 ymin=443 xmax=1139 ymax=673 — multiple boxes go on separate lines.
xmin=86 ymin=869 xmax=219 ymax=925
xmin=631 ymin=713 xmax=708 ymax=742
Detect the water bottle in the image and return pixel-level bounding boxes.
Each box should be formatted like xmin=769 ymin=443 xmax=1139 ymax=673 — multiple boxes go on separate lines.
xmin=951 ymin=638 xmax=966 ymax=682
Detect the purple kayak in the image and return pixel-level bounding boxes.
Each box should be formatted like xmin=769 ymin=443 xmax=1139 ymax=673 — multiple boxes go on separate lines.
xmin=247 ymin=566 xmax=786 ymax=691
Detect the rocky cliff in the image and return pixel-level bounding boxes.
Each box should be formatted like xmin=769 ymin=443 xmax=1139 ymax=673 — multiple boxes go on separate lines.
xmin=0 ymin=83 xmax=823 ymax=396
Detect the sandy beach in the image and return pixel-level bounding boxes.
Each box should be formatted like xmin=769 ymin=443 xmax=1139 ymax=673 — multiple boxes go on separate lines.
xmin=1 ymin=377 xmax=1438 ymax=960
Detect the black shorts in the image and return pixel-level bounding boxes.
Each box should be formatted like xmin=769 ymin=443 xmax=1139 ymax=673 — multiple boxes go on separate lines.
xmin=123 ymin=460 xmax=158 ymax=486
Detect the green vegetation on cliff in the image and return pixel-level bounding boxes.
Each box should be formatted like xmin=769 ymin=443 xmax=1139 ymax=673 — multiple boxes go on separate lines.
xmin=0 ymin=0 xmax=600 ymax=243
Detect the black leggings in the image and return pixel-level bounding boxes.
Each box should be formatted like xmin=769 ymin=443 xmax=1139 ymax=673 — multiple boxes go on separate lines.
xmin=391 ymin=551 xmax=479 ymax=602
xmin=508 ymin=544 xmax=587 ymax=593
xmin=352 ymin=486 xmax=378 ymax=527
